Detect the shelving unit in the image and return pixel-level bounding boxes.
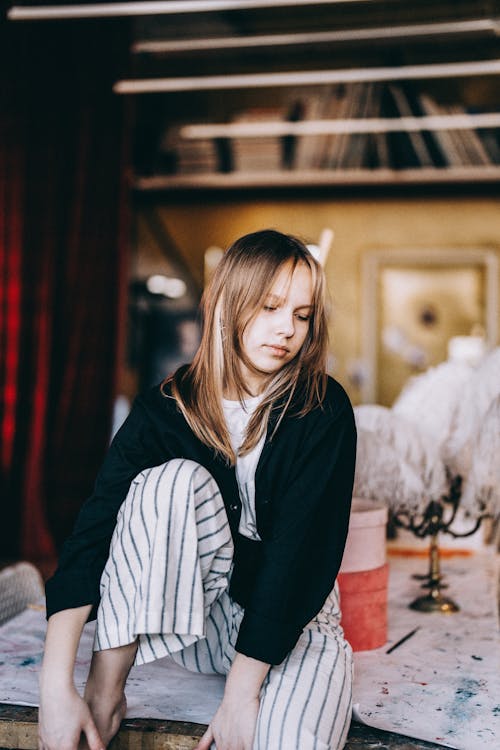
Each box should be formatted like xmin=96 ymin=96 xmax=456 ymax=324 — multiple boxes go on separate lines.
xmin=9 ymin=1 xmax=500 ymax=191
xmin=120 ymin=1 xmax=500 ymax=192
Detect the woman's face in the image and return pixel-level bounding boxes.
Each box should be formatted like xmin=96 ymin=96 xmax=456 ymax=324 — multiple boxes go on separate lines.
xmin=240 ymin=260 xmax=313 ymax=393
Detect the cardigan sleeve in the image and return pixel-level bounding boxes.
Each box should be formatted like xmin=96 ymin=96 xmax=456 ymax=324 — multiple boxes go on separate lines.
xmin=234 ymin=396 xmax=357 ymax=664
xmin=45 ymin=390 xmax=174 ymax=620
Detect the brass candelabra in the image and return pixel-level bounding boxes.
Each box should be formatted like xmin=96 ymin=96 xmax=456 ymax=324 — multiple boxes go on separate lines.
xmin=393 ymin=476 xmax=489 ymax=613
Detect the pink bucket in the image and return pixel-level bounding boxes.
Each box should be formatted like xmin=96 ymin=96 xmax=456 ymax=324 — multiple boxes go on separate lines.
xmin=338 ymin=499 xmax=389 ymax=651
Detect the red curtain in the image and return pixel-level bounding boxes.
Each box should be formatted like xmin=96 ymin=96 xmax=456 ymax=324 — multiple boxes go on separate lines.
xmin=0 ymin=16 xmax=130 ymax=563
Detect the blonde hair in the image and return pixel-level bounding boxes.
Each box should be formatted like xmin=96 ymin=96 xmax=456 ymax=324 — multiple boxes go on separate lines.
xmin=164 ymin=229 xmax=329 ymax=465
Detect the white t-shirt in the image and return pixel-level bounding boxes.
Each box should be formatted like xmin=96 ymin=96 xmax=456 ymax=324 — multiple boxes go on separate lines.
xmin=222 ymin=395 xmax=265 ymax=541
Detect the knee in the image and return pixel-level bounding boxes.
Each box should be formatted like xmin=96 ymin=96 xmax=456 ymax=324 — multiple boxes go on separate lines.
xmin=134 ymin=458 xmax=203 ymax=484
xmin=133 ymin=459 xmax=218 ymax=503
xmin=167 ymin=458 xmax=208 ymax=480
xmin=163 ymin=459 xmax=221 ymax=494
xmin=126 ymin=459 xmax=224 ymax=528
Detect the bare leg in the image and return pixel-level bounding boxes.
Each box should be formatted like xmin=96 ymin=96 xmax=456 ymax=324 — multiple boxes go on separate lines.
xmin=83 ymin=639 xmax=138 ymax=748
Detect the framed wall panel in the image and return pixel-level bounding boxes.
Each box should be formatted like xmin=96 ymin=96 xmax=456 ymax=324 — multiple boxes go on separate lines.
xmin=361 ymin=248 xmax=499 ymax=404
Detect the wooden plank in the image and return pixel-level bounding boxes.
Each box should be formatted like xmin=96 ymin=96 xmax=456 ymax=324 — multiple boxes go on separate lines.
xmin=0 ymin=705 xmax=204 ymax=750
xmin=133 ymin=166 xmax=500 ymax=191
xmin=346 ymin=722 xmax=447 ymax=749
xmin=0 ymin=703 xmax=445 ymax=750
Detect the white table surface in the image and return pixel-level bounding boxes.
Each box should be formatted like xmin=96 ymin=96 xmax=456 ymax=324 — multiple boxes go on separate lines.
xmin=0 ymin=551 xmax=498 ymax=750
xmin=352 ymin=551 xmax=500 ymax=750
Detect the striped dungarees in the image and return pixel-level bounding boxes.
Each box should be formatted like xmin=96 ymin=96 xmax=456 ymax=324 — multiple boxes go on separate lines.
xmin=94 ymin=457 xmax=353 ymax=749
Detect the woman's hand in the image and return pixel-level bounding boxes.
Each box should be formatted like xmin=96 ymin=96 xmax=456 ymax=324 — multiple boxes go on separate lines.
xmin=39 ymin=606 xmax=99 ymax=750
xmin=194 ymin=694 xmax=260 ymax=750
xmin=195 ymin=652 xmax=269 ymax=750
xmin=38 ymin=685 xmax=104 ymax=750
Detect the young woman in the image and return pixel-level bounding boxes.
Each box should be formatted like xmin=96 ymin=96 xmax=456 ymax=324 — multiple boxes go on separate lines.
xmin=39 ymin=229 xmax=357 ymax=750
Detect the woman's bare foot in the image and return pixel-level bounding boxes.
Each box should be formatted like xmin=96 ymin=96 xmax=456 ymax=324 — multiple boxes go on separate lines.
xmin=83 ymin=640 xmax=138 ymax=748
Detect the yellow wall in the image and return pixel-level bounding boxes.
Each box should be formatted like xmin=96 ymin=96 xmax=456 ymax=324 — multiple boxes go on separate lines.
xmin=137 ymin=195 xmax=500 ymax=404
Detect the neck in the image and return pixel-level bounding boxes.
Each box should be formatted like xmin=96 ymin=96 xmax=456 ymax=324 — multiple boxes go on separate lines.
xmin=223 ymin=363 xmax=267 ymax=400
xmin=223 ymin=385 xmax=261 ymax=400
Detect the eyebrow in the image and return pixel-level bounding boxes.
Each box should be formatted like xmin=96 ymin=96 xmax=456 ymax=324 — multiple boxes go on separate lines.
xmin=266 ymin=293 xmax=313 ymax=309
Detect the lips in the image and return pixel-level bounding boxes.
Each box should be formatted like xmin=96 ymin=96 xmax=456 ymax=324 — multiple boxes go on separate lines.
xmin=265 ymin=344 xmax=289 ymax=356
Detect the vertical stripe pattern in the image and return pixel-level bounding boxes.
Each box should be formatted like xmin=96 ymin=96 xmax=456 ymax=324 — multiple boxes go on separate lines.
xmin=94 ymin=459 xmax=352 ymax=748
xmin=94 ymin=459 xmax=234 ymax=666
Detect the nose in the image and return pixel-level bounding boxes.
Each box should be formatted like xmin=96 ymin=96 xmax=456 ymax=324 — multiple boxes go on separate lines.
xmin=275 ymin=308 xmax=295 ymax=338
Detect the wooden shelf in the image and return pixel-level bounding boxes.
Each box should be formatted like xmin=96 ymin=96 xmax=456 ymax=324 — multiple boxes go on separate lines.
xmin=133 ymin=166 xmax=500 ymax=192
xmin=125 ymin=4 xmax=500 ymax=195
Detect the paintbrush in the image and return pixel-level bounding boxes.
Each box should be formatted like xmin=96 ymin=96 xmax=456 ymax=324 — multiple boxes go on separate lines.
xmin=385 ymin=626 xmax=420 ymax=654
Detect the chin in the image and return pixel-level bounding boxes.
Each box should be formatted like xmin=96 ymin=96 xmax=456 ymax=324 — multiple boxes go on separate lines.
xmin=260 ymin=360 xmax=290 ymax=375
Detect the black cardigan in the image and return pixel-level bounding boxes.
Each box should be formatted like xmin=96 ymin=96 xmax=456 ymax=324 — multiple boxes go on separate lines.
xmin=46 ymin=374 xmax=356 ymax=665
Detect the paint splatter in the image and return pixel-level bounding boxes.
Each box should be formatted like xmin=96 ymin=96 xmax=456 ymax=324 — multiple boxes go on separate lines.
xmin=444 ymin=677 xmax=483 ymax=734
xmin=456 ymin=686 xmax=476 ymax=700
xmin=19 ymin=656 xmax=40 ymax=667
